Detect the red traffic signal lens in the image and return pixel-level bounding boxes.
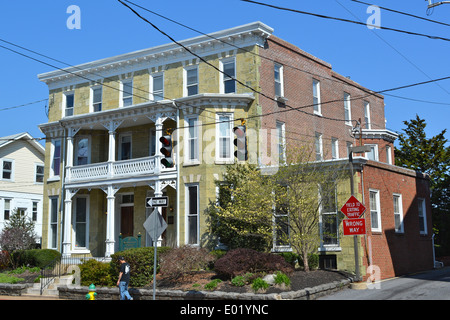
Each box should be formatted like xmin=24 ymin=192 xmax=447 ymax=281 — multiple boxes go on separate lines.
xmin=160 ymin=136 xmax=171 ymax=146
xmin=233 ymin=126 xmax=245 ymax=137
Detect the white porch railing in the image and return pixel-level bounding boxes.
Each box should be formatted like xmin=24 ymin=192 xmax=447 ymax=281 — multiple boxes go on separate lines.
xmin=67 ymin=156 xmax=164 ymax=183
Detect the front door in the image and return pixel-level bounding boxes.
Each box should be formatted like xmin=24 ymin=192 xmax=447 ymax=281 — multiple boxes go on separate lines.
xmin=121 ymin=206 xmax=134 ymax=238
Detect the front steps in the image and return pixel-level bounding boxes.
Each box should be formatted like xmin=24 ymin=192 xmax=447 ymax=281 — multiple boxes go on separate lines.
xmin=23 ymin=274 xmax=74 ymax=297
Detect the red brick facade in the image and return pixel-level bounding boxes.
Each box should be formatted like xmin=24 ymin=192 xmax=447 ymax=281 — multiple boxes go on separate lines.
xmin=258 ymin=33 xmax=434 ymax=279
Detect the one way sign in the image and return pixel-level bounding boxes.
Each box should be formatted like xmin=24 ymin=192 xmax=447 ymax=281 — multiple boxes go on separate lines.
xmin=146 ymin=196 xmax=168 ymax=208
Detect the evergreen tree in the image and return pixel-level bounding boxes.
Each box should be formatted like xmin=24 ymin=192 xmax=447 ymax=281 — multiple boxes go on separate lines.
xmin=395 ymin=115 xmax=450 ymax=255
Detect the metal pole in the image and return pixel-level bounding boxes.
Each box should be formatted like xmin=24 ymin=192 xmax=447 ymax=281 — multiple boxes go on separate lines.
xmin=349 ymin=151 xmax=361 ymax=281
xmin=153 ymin=241 xmax=157 ymax=300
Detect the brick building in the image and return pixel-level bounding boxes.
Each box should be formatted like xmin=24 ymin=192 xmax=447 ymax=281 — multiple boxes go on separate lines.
xmin=37 ymin=21 xmax=433 ymax=280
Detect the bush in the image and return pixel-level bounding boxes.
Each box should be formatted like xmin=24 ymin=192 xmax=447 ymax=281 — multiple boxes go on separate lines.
xmin=204 ymin=279 xmax=222 ymax=291
xmin=110 ymin=246 xmax=171 ymax=287
xmin=214 ymin=248 xmax=293 ymax=279
xmin=274 ymin=271 xmax=291 ymax=286
xmin=276 ymin=252 xmax=299 ymax=268
xmin=251 ymin=277 xmax=269 ymax=292
xmin=159 ymin=246 xmax=214 ymax=280
xmin=11 ymin=249 xmax=60 ymax=269
xmin=79 ymin=259 xmax=113 ymax=287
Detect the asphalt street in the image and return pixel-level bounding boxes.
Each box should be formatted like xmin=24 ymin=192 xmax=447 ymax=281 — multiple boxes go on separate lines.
xmin=319 ymin=266 xmax=450 ymax=300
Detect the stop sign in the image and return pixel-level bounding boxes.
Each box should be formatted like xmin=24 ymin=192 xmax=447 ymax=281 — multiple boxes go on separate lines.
xmin=340 ymin=196 xmax=366 ymax=219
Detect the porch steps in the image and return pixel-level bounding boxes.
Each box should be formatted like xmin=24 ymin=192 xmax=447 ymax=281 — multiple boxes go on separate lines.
xmin=24 ymin=275 xmax=74 ymax=297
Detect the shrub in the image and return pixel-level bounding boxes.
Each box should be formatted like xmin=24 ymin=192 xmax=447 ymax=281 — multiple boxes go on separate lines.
xmin=110 ymin=246 xmax=171 ymax=287
xmin=79 ymin=259 xmax=113 ymax=287
xmin=214 ymin=248 xmax=293 ymax=279
xmin=276 ymin=252 xmax=299 ymax=268
xmin=204 ymin=279 xmax=222 ymax=291
xmin=274 ymin=271 xmax=291 ymax=287
xmin=251 ymin=277 xmax=269 ymax=292
xmin=159 ymin=246 xmax=214 ymax=280
xmin=11 ymin=249 xmax=60 ymax=269
xmin=0 ymin=273 xmax=24 ymax=284
xmin=231 ymin=275 xmax=246 ymax=287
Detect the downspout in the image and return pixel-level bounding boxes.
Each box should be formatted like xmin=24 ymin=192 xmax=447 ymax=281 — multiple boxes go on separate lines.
xmin=175 ymin=102 xmax=180 ymax=247
xmin=59 ymin=124 xmax=67 ymax=255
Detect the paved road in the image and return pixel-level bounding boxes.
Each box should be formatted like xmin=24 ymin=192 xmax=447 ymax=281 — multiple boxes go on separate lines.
xmin=320 ymin=267 xmax=450 ymax=300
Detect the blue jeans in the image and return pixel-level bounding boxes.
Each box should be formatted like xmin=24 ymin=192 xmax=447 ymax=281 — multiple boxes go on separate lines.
xmin=118 ymin=281 xmax=132 ymax=300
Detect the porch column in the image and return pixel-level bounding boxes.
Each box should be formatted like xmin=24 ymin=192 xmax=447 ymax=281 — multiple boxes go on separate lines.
xmin=62 ymin=188 xmax=78 ymax=258
xmin=105 ymin=185 xmax=119 ymax=257
xmin=102 ymin=120 xmax=123 ymax=179
xmin=65 ymin=127 xmax=80 ymax=181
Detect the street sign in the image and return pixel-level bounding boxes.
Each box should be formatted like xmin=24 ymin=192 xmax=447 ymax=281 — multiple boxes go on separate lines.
xmin=340 ymin=196 xmax=366 ymax=219
xmin=146 ymin=196 xmax=168 ymax=208
xmin=343 ymin=218 xmax=366 ymax=235
xmin=143 ymin=208 xmax=168 ymax=242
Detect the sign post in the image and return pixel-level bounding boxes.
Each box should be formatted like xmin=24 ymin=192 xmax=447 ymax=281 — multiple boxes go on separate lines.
xmin=143 ymin=208 xmax=168 ymax=300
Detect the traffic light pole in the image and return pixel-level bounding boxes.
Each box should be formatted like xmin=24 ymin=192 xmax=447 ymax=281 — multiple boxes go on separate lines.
xmin=348 ymin=151 xmax=361 ymax=282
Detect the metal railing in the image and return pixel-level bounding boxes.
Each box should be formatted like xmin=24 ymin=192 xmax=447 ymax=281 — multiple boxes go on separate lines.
xmin=40 ymin=255 xmax=106 ymax=295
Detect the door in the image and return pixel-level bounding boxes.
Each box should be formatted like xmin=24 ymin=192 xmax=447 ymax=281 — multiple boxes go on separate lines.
xmin=121 ymin=206 xmax=134 ymax=238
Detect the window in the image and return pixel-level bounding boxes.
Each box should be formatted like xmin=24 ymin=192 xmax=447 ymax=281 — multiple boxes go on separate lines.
xmin=313 ymin=79 xmax=321 ymax=115
xmin=320 ymin=184 xmax=339 ymax=246
xmin=76 ymin=137 xmax=89 ymax=165
xmin=186 ymin=117 xmax=199 ymax=162
xmin=222 ymin=59 xmax=236 ymax=93
xmin=152 ymin=74 xmax=164 ymax=101
xmin=2 ymin=160 xmax=13 ymax=180
xmin=344 ymin=92 xmax=352 ymax=126
xmin=74 ymin=197 xmax=88 ymax=248
xmin=149 ymin=129 xmax=156 ymax=156
xmin=35 ymin=164 xmax=44 ymax=183
xmin=186 ymin=185 xmax=199 ymax=245
xmin=51 ymin=139 xmax=61 ymax=177
xmin=49 ymin=197 xmax=58 ymax=249
xmin=216 ymin=114 xmax=233 ymax=161
xmin=122 ymin=79 xmax=133 ymax=107
xmin=92 ymin=86 xmax=102 ymax=112
xmin=32 ymin=201 xmax=38 ymax=222
xmin=386 ymin=145 xmax=392 ymax=164
xmin=418 ymin=198 xmax=427 ymax=235
xmin=346 ymin=142 xmax=353 ymax=157
xmin=186 ymin=67 xmax=198 ymax=96
xmin=274 ymin=63 xmax=284 ymax=97
xmin=3 ymin=199 xmax=10 ymax=220
xmin=370 ymin=190 xmax=381 ymax=232
xmin=365 ymin=144 xmax=378 ymax=161
xmin=64 ymin=92 xmax=74 ymax=117
xmin=393 ymin=194 xmax=404 ymax=233
xmin=276 ymin=121 xmax=285 ymax=164
xmin=315 ymin=132 xmax=323 ymax=161
xmin=119 ymin=134 xmax=132 ymax=160
xmin=364 ymin=101 xmax=371 ymax=129
xmin=274 ymin=186 xmax=290 ymax=249
xmin=331 ymin=138 xmax=339 ymax=160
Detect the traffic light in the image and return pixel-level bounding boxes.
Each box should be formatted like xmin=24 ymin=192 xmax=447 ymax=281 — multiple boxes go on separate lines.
xmin=160 ymin=133 xmax=174 ymax=168
xmin=233 ymin=124 xmax=248 ymax=161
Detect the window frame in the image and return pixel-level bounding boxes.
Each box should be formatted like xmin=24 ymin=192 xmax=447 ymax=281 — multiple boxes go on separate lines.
xmin=186 ymin=184 xmax=199 ymax=246
xmin=220 ymin=58 xmax=236 ymax=94
xmin=50 ymin=139 xmax=61 ymax=179
xmin=73 ymin=195 xmax=90 ymax=251
xmin=185 ymin=66 xmax=199 ymax=97
xmin=49 ymin=196 xmax=59 ymax=249
xmin=215 ymin=113 xmax=234 ymax=163
xmin=370 ymin=189 xmax=382 ymax=232
xmin=3 ymin=198 xmax=11 ymax=221
xmin=315 ymin=132 xmax=323 ymax=161
xmin=119 ymin=133 xmax=132 ymax=161
xmin=1 ymin=159 xmax=14 ymax=181
xmin=75 ymin=136 xmax=91 ymax=166
xmin=364 ymin=100 xmax=371 ymax=129
xmin=121 ymin=78 xmax=133 ymax=107
xmin=418 ymin=198 xmax=428 ymax=235
xmin=344 ymin=92 xmax=352 ymax=126
xmin=64 ymin=91 xmax=75 ymax=117
xmin=91 ymin=85 xmax=103 ymax=112
xmin=393 ymin=193 xmax=404 ymax=233
xmin=185 ymin=116 xmax=200 ymax=164
xmin=276 ymin=121 xmax=286 ymax=164
xmin=151 ymin=73 xmax=164 ymax=101
xmin=35 ymin=164 xmax=44 ymax=183
xmin=313 ymin=79 xmax=321 ymax=115
xmin=319 ymin=183 xmax=340 ymax=250
xmin=274 ymin=63 xmax=284 ymax=97
xmin=331 ymin=137 xmax=339 ymax=160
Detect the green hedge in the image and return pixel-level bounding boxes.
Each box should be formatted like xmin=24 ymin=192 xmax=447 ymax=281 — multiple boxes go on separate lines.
xmin=110 ymin=247 xmax=171 ymax=287
xmin=11 ymin=249 xmax=61 ymax=269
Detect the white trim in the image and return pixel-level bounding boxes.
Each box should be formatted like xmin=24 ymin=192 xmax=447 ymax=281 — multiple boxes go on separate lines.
xmin=274 ymin=63 xmax=284 ymax=98
xmin=344 ymin=92 xmax=352 ymax=126
xmin=184 ymin=65 xmax=199 ymax=97
xmin=185 ymin=183 xmax=199 ymax=246
xmin=1 ymin=158 xmax=14 ymax=182
xmin=418 ymin=198 xmax=428 ymax=235
xmin=313 ymin=79 xmax=322 ymax=115
xmin=48 ymin=196 xmax=59 ymax=250
xmin=72 ymin=195 xmax=90 ymax=253
xmin=63 ymin=91 xmax=75 ymax=118
xmin=220 ymin=57 xmax=236 ymax=94
xmin=75 ymin=136 xmax=91 ymax=166
xmin=393 ymin=193 xmax=404 ymax=233
xmin=118 ymin=133 xmax=132 ymax=161
xmin=150 ymin=72 xmax=164 ymax=101
xmin=215 ymin=113 xmax=234 ymax=163
xmin=90 ymin=85 xmax=103 ymax=113
xmin=369 ymin=189 xmax=382 ymax=233
xmin=184 ymin=115 xmax=200 ymax=165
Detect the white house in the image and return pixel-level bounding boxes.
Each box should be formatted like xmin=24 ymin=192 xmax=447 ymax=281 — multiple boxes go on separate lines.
xmin=0 ymin=132 xmax=45 ymax=246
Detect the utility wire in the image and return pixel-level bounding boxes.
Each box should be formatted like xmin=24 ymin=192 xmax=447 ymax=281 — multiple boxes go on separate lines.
xmin=241 ymin=0 xmax=450 ymax=42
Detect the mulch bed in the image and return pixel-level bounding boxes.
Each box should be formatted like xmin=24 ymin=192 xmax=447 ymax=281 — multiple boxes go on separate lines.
xmin=147 ymin=269 xmax=352 ymax=294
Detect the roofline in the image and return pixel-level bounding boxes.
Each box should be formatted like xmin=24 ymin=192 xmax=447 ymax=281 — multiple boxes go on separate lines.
xmin=0 ymin=132 xmax=45 ymax=155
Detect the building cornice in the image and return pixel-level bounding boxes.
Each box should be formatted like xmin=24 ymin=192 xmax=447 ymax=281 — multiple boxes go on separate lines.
xmin=37 ymin=22 xmax=273 ymax=89
xmin=358 ymin=129 xmax=399 ymax=142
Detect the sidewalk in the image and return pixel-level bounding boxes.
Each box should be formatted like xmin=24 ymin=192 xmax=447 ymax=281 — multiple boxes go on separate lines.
xmin=0 ymin=294 xmax=62 ymax=300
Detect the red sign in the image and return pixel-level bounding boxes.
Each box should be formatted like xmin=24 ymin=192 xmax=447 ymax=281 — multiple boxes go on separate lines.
xmin=343 ymin=218 xmax=366 ymax=235
xmin=340 ymin=196 xmax=366 ymax=219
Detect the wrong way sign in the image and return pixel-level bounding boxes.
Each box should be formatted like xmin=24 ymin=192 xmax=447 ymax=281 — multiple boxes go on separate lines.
xmin=343 ymin=218 xmax=366 ymax=235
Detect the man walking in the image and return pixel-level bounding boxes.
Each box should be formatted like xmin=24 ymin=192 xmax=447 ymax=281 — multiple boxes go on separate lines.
xmin=117 ymin=256 xmax=133 ymax=300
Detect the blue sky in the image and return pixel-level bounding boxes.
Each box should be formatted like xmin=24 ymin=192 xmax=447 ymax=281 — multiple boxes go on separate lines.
xmin=0 ymin=0 xmax=449 ymax=146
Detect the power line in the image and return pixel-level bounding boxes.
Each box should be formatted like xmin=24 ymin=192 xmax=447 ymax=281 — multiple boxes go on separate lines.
xmin=350 ymin=0 xmax=450 ymax=27
xmin=241 ymin=0 xmax=450 ymax=42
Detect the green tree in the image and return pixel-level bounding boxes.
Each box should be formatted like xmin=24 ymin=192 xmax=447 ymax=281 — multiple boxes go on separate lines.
xmin=395 ymin=115 xmax=450 ymax=254
xmin=0 ymin=208 xmax=37 ymax=253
